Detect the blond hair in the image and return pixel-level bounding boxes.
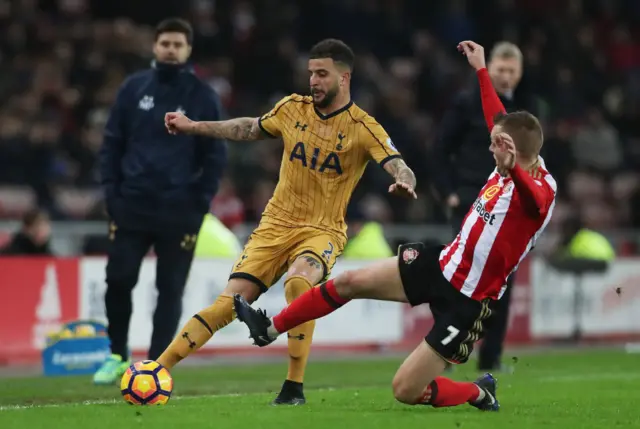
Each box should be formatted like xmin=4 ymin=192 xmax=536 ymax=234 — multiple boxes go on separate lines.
xmin=495 ymin=111 xmax=543 ymax=158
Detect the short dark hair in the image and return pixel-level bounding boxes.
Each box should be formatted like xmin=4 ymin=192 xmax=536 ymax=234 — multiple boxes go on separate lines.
xmin=494 ymin=111 xmax=543 ymax=157
xmin=155 ymin=18 xmax=193 ymax=45
xmin=309 ymin=39 xmax=355 ymax=70
xmin=22 ymin=208 xmax=48 ymax=228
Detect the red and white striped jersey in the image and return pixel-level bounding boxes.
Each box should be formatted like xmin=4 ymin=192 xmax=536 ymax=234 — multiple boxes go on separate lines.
xmin=439 ymin=158 xmax=557 ymax=301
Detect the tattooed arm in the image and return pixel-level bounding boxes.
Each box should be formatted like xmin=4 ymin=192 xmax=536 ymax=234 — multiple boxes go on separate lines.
xmin=358 ymin=117 xmax=417 ymax=200
xmin=165 ymin=113 xmax=269 ymax=141
xmin=383 ymin=158 xmax=417 ymax=199
xmin=192 ymin=118 xmax=268 ymax=141
xmin=384 ymin=157 xmax=417 ymax=188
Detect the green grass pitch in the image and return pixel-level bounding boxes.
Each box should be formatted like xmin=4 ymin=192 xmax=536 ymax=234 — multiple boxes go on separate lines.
xmin=0 ymin=349 xmax=639 ymax=429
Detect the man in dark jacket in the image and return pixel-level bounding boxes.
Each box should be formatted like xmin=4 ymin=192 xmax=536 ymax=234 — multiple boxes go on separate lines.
xmin=0 ymin=209 xmax=52 ymax=255
xmin=94 ymin=18 xmax=227 ymax=384
xmin=431 ymin=42 xmax=537 ymax=371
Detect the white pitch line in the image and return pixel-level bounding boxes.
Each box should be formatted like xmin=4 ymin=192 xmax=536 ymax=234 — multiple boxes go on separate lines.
xmin=537 ymin=372 xmax=640 ymax=383
xmin=0 ymin=388 xmax=340 ymax=412
xmin=3 ymin=372 xmax=640 ymax=411
xmin=0 ymin=392 xmax=242 ymax=411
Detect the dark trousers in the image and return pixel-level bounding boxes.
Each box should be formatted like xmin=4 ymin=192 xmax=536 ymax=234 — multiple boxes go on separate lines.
xmin=104 ymin=224 xmax=197 ymax=361
xmin=477 ymin=276 xmax=513 ymax=370
xmin=451 ymin=197 xmax=513 ymax=370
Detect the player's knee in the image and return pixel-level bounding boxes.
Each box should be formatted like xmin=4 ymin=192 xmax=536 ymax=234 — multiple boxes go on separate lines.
xmin=333 ymin=269 xmax=368 ymax=299
xmin=222 ymin=279 xmax=260 ymax=303
xmin=392 ymin=375 xmax=420 ymax=405
xmin=287 ymin=254 xmax=325 ymax=283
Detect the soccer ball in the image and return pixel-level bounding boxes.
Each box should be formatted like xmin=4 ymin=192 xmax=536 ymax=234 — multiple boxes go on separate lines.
xmin=120 ymin=360 xmax=173 ymax=405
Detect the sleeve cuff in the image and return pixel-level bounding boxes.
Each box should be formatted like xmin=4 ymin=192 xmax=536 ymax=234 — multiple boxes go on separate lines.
xmin=258 ymin=117 xmax=278 ymax=139
xmin=379 ymin=154 xmax=402 ymax=168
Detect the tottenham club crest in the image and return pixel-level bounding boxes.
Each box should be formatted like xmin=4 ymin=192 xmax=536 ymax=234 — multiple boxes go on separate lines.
xmin=386 ymin=137 xmax=397 ymax=152
xmin=138 ymin=95 xmax=154 ymax=111
xmin=402 ymin=247 xmax=419 ymax=264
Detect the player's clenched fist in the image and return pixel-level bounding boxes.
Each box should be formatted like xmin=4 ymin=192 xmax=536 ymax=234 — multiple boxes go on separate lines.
xmin=165 ymin=112 xmax=196 ymax=135
xmin=458 ymin=40 xmax=486 ymax=71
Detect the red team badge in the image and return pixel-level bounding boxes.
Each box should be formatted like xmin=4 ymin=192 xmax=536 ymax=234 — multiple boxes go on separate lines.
xmin=402 ymin=248 xmax=419 ymax=264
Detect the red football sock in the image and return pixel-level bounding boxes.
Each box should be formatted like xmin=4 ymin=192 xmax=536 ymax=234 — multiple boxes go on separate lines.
xmin=418 ymin=377 xmax=481 ymax=407
xmin=272 ymin=279 xmax=349 ymax=333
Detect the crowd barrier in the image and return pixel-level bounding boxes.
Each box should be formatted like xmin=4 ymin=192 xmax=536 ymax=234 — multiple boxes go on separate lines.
xmin=1 ymin=256 xmax=639 ymax=364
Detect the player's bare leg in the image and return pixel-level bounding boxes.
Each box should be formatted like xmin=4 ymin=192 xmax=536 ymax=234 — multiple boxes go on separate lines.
xmin=234 ymin=256 xmax=407 ymax=346
xmin=392 ymin=341 xmax=499 ymax=411
xmin=332 ymin=256 xmax=409 ymax=302
xmin=234 ymin=257 xmax=500 ymax=412
xmin=273 ymin=254 xmax=325 ymax=406
xmin=156 ymin=278 xmax=260 ymax=369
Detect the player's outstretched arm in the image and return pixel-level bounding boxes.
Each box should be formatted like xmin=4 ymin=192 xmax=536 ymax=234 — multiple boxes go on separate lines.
xmin=458 ymin=41 xmax=506 ymax=131
xmin=384 ymin=158 xmax=417 ymax=199
xmin=166 ymin=113 xmax=268 ymax=141
xmin=192 ymin=117 xmax=267 ymax=141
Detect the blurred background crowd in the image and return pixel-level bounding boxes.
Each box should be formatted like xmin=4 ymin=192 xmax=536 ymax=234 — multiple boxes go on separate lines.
xmin=1 ymin=0 xmax=640 ymax=251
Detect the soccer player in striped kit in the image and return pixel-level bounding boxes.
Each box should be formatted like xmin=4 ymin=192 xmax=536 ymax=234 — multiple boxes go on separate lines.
xmin=234 ymin=40 xmax=556 ymax=412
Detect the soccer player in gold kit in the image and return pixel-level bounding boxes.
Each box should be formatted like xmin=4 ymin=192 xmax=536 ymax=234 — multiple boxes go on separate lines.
xmin=160 ymin=39 xmax=417 ymax=405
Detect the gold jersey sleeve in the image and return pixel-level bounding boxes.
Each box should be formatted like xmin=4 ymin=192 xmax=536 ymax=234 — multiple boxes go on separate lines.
xmin=258 ymin=94 xmax=300 ymax=138
xmin=357 ymin=114 xmax=402 ymax=167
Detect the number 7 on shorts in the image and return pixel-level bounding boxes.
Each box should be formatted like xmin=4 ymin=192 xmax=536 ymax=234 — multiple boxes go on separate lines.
xmin=441 ymin=325 xmax=460 ymax=345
